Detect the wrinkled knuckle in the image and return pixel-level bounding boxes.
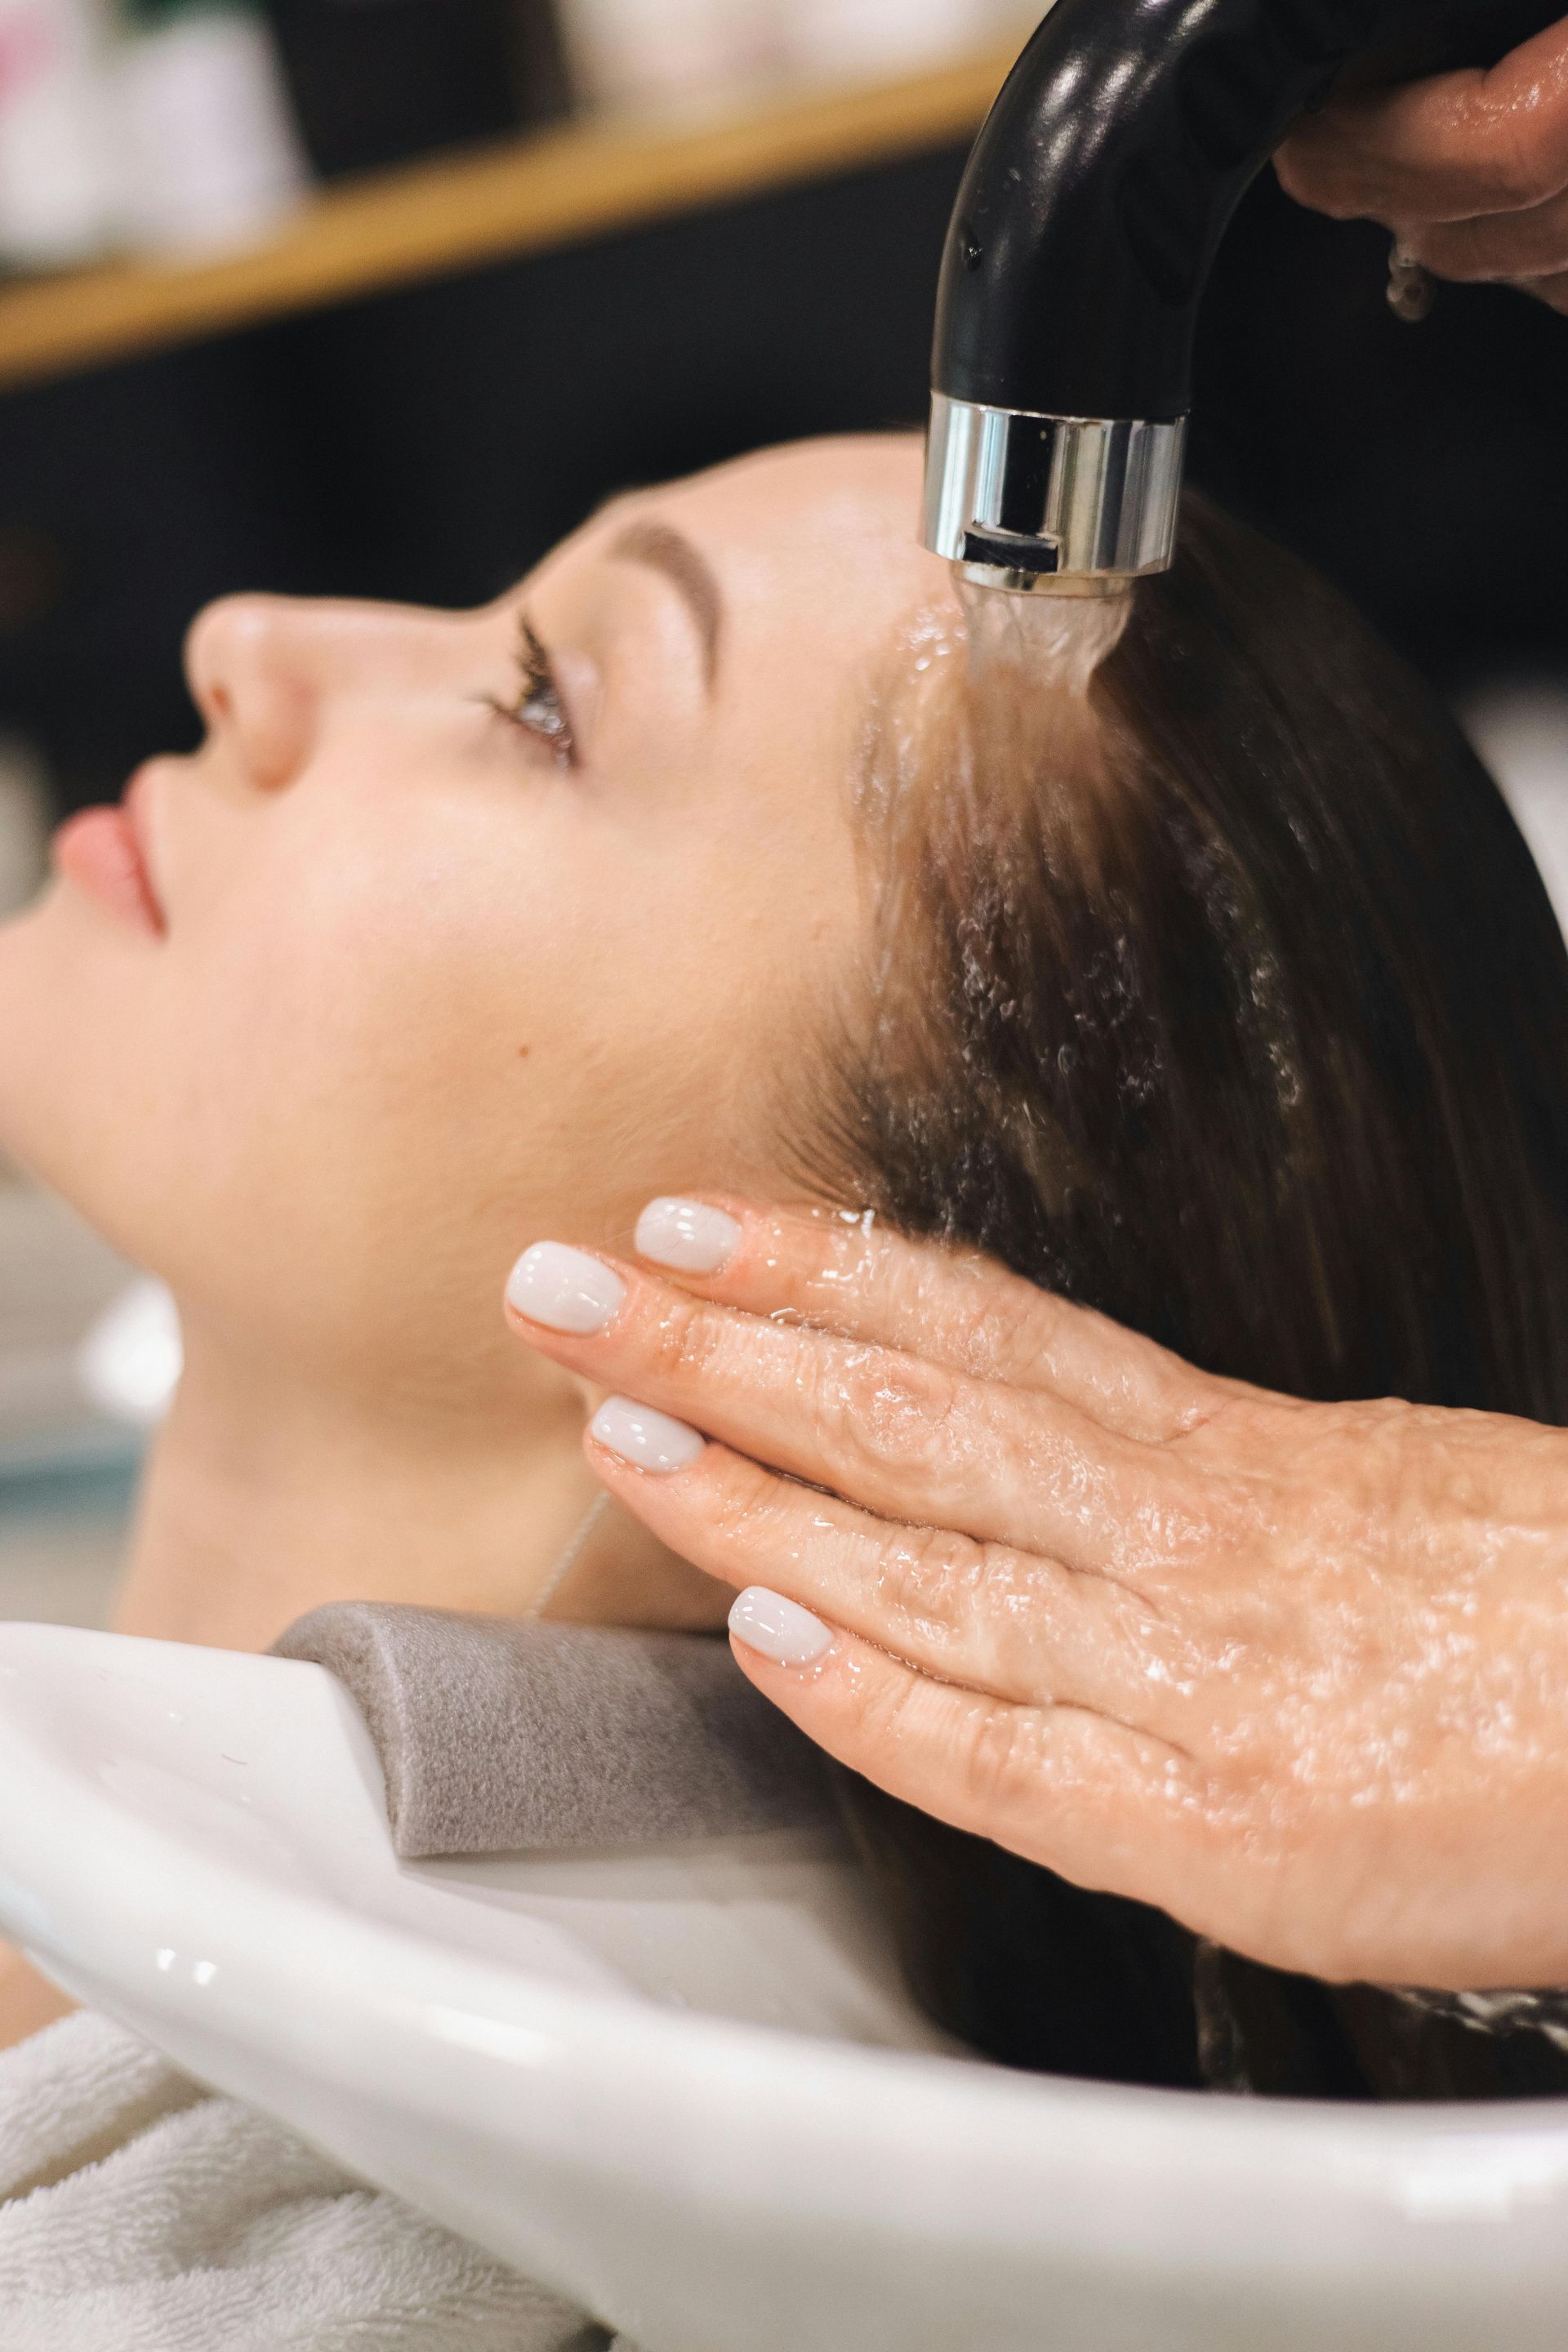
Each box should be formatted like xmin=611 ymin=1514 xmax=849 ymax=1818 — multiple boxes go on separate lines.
xmin=1169 ymin=1388 xmax=1270 ymax=1468
xmin=826 ymin=1349 xmax=960 ymax=1473
xmin=938 ymin=1261 xmax=1027 ymax=1379
xmin=874 ymin=1521 xmax=970 ymax=1628
xmin=853 ymin=1665 xmax=921 ymax=1752
xmin=826 ymin=1349 xmax=900 ymax=1441
xmin=648 ymin=1296 xmax=724 ymax=1388
xmin=996 ymin=1289 xmax=1069 ymax=1384
xmin=959 ymin=1703 xmax=1039 ymax=1816
xmin=706 ymin=1455 xmax=786 ymax=1554
xmin=949 ymin=1296 xmax=1009 ymax=1380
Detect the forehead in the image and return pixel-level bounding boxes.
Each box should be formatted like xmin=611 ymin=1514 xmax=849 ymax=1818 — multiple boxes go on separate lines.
xmin=657 ymin=437 xmax=956 ymax=647
xmin=572 ymin=434 xmax=926 ymax=575
xmin=669 ymin=435 xmax=929 ymax=555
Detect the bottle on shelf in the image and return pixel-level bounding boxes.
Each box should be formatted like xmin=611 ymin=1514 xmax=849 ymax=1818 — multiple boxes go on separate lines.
xmin=109 ymin=0 xmax=310 ymax=255
xmin=788 ymin=0 xmax=995 ymax=84
xmin=557 ymin=0 xmax=785 ymax=117
xmin=259 ymin=1 xmax=570 ymax=183
xmin=0 ymin=0 xmax=118 ymax=269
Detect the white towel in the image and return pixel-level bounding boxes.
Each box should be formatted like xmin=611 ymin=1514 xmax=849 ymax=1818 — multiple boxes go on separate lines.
xmin=0 ymin=2009 xmax=626 ymax=2351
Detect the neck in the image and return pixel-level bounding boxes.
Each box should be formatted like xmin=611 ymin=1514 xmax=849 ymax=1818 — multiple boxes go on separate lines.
xmin=111 ymin=1318 xmax=720 ymax=1654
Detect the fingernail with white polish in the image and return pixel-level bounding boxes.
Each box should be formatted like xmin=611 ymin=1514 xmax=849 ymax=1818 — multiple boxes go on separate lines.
xmin=635 ymin=1197 xmax=742 ymax=1276
xmin=507 ymin=1244 xmax=626 ymax=1334
xmin=729 ymin=1586 xmax=835 ymax=1668
xmin=590 ymin=1396 xmax=706 ymax=1473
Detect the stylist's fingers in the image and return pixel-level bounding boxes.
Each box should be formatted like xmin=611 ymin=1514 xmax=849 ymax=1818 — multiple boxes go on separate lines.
xmin=1396 ymin=185 xmax=1568 ymax=280
xmin=1524 ymin=265 xmax=1568 ymax=310
xmin=583 ymin=1430 xmax=1187 ymax=1733
xmin=631 ymin=1196 xmax=1221 ymax=1441
xmin=507 ymin=1250 xmax=1186 ymax=1576
xmin=726 ymin=1602 xmax=1204 ymax=1917
xmin=1276 ymin=31 xmax=1568 ymax=226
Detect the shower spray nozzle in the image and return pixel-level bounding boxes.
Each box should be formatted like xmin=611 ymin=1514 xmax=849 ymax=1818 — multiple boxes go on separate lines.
xmin=925 ymin=398 xmax=1186 ymax=596
xmin=925 ymin=0 xmax=1558 ymax=597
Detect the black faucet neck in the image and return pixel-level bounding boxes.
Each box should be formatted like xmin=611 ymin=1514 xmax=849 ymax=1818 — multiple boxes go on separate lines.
xmin=934 ymin=0 xmax=1419 ymax=423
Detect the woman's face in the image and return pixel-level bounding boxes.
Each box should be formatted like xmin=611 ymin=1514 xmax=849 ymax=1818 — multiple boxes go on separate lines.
xmin=0 ymin=436 xmax=949 ymax=1403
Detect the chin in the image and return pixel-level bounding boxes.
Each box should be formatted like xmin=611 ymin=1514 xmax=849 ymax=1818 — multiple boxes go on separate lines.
xmin=0 ymin=915 xmax=152 ymax=1245
xmin=0 ymin=1106 xmax=140 ymax=1267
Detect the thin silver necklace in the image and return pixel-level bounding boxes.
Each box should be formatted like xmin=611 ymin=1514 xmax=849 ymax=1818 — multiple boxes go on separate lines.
xmin=528 ymin=1490 xmax=609 ymax=1619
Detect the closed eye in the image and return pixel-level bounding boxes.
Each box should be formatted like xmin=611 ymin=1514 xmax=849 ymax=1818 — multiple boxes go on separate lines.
xmin=486 ymin=618 xmax=577 ymax=768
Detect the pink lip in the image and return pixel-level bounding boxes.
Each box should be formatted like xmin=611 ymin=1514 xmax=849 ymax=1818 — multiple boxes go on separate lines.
xmin=51 ymin=767 xmax=166 ymax=938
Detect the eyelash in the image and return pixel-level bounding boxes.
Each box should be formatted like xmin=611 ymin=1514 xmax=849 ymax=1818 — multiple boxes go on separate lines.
xmin=488 ymin=620 xmax=577 ymax=768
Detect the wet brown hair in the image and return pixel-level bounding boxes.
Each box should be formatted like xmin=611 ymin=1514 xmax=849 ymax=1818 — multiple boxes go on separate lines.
xmin=826 ymin=492 xmax=1568 ymax=2100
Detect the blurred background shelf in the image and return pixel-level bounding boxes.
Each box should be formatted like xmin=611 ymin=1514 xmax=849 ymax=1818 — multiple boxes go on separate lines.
xmin=0 ymin=47 xmax=1012 ymax=394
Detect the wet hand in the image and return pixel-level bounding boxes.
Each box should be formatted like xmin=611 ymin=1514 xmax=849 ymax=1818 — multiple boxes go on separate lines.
xmin=1276 ymin=17 xmax=1568 ymax=313
xmin=506 ymin=1202 xmax=1568 ymax=1993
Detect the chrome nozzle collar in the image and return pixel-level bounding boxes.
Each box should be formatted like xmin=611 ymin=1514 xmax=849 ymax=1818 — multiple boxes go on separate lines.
xmin=923 ymin=395 xmax=1187 ymax=595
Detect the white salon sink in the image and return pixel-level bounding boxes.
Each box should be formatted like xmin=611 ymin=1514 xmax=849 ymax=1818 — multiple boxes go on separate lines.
xmin=0 ymin=1622 xmax=1566 ymax=2352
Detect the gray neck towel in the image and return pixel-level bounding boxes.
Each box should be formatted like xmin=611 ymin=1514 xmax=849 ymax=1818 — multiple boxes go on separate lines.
xmin=272 ymin=1603 xmax=834 ymax=1861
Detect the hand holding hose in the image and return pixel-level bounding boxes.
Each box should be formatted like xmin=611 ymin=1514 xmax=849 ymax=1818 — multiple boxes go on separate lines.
xmin=1276 ymin=15 xmax=1568 ymax=311
xmin=509 ymin=1203 xmax=1568 ymax=1995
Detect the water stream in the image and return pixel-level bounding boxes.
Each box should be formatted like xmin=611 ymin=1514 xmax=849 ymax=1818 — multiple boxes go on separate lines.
xmin=956 ymin=572 xmax=1132 ymax=697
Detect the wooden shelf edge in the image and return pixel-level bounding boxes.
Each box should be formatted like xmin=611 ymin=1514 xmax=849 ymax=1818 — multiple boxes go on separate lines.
xmin=0 ymin=48 xmax=1009 ymax=395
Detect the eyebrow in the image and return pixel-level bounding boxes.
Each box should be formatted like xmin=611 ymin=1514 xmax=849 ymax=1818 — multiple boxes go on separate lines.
xmin=607 ymin=519 xmax=724 ymax=692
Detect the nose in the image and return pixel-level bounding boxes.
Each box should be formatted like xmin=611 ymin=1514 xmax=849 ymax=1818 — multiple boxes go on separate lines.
xmin=184 ymin=594 xmax=324 ymax=791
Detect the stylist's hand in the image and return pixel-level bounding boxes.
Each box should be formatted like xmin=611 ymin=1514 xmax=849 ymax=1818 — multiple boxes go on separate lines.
xmin=508 ymin=1202 xmax=1568 ymax=1993
xmin=1276 ymin=16 xmax=1568 ymax=311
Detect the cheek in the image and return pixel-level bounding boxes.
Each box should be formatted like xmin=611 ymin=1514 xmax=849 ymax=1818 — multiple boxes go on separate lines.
xmin=0 ymin=777 xmax=858 ymax=1368
xmin=203 ymin=823 xmax=793 ymax=1329
xmin=130 ymin=804 xmax=705 ymax=1344
xmin=0 ymin=817 xmax=553 ymax=1356
xmin=158 ymin=838 xmax=558 ymax=1335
